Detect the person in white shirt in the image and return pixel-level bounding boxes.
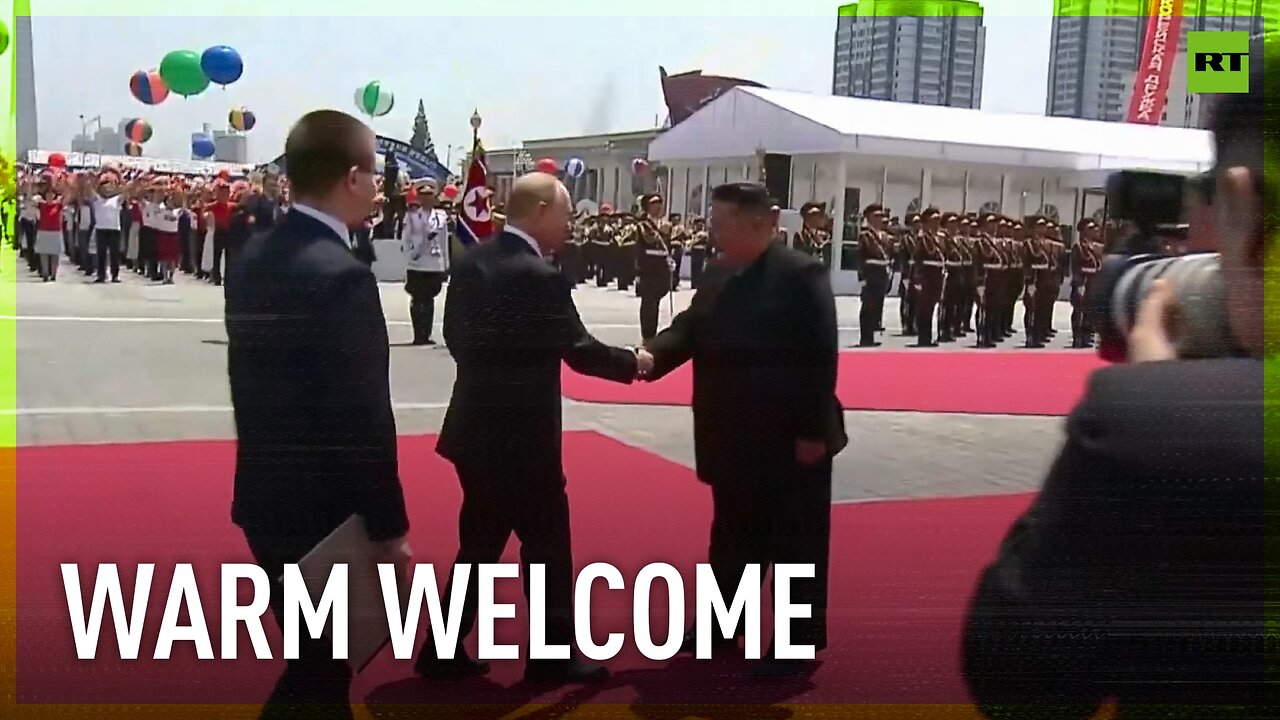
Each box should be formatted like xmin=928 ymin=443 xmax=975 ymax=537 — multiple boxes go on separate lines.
xmin=400 ymin=180 xmax=451 ymax=345
xmin=92 ymin=171 xmax=124 ymax=283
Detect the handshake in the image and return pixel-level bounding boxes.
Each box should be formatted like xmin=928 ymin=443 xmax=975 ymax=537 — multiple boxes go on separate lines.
xmin=632 ymin=347 xmax=655 ymax=380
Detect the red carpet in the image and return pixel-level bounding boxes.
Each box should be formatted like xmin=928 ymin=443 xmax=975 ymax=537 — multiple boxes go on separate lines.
xmin=563 ymin=351 xmax=1107 ymax=416
xmin=17 ymin=433 xmax=1034 ymax=708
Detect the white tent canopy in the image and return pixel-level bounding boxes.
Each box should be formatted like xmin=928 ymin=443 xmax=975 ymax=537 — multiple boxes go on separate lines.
xmin=648 ymin=87 xmax=1214 ymax=175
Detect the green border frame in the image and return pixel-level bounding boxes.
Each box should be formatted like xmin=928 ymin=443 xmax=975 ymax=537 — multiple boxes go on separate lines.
xmin=1 ymin=2 xmax=1275 ymax=719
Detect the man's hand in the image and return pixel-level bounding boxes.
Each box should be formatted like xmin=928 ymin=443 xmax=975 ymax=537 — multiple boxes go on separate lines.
xmin=1127 ymin=278 xmax=1179 ymax=363
xmin=373 ymin=535 xmax=412 ymax=580
xmin=795 ymin=439 xmax=827 ymax=466
xmin=634 ymin=347 xmax=655 ymax=379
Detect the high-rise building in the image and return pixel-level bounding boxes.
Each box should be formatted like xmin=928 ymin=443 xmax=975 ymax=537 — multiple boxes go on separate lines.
xmin=1047 ymin=0 xmax=1275 ymax=125
xmin=16 ymin=14 xmax=38 ymax=158
xmin=833 ymin=1 xmax=987 ymax=109
xmin=70 ymin=118 xmax=127 ymax=155
xmin=213 ymin=129 xmax=248 ymax=164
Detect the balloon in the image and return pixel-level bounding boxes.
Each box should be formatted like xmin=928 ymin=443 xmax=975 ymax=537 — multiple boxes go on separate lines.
xmin=534 ymin=157 xmax=559 ymax=174
xmin=441 ymin=184 xmax=460 ymax=201
xmin=228 ymin=107 xmax=256 ymax=132
xmin=130 ymin=70 xmax=169 ymax=105
xmin=47 ymin=153 xmax=66 ymax=169
xmin=124 ymin=118 xmax=153 ymax=143
xmin=564 ymin=157 xmax=586 ymax=178
xmin=631 ymin=158 xmax=649 ymax=175
xmin=124 ymin=143 xmax=144 ymax=157
xmin=160 ymin=50 xmax=210 ymax=98
xmin=354 ymin=81 xmax=395 ymax=117
xmin=191 ymin=134 xmax=216 ymax=159
xmin=200 ymin=45 xmax=243 ymax=86
xmin=1 ymin=21 xmax=10 ymax=56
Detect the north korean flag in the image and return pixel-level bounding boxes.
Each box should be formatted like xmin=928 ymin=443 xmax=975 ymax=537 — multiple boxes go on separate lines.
xmin=457 ymin=139 xmax=492 ymax=246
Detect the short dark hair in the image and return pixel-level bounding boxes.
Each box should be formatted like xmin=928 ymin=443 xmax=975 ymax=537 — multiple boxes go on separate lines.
xmin=710 ymin=182 xmax=773 ymax=215
xmin=284 ymin=110 xmax=373 ymax=198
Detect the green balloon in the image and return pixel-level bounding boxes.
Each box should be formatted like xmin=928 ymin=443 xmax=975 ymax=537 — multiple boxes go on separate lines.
xmin=0 ymin=22 xmax=9 ymax=56
xmin=159 ymin=50 xmax=209 ymax=97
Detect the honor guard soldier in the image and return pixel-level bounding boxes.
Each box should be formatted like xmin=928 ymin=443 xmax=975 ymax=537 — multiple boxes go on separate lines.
xmin=616 ymin=213 xmax=638 ymax=292
xmin=913 ymin=207 xmax=947 ymax=347
xmin=961 ymin=215 xmax=979 ymax=335
xmin=582 ymin=214 xmax=600 ymax=281
xmin=635 ymin=193 xmax=675 ymax=340
xmin=668 ymin=213 xmax=687 ymax=289
xmin=793 ymin=202 xmax=832 ymax=265
xmin=563 ymin=212 xmax=587 ymax=283
xmin=1021 ymin=218 xmax=1051 ymax=348
xmin=938 ymin=212 xmax=966 ymax=342
xmin=687 ymin=216 xmax=709 ymax=288
xmin=1001 ymin=218 xmax=1022 ymax=339
xmin=973 ymin=213 xmax=1005 ymax=348
xmin=857 ymin=203 xmax=892 ymax=347
xmin=898 ymin=213 xmax=921 ymax=335
xmin=1071 ymin=218 xmax=1104 ymax=348
xmin=593 ymin=209 xmax=615 ymax=287
xmin=1043 ymin=222 xmax=1066 ymax=342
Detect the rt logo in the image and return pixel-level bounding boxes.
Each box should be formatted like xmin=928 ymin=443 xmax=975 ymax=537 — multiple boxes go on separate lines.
xmin=1188 ymin=31 xmax=1249 ymax=93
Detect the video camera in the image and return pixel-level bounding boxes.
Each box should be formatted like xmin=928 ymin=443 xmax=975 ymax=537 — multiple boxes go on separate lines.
xmin=1085 ymin=170 xmax=1242 ymax=362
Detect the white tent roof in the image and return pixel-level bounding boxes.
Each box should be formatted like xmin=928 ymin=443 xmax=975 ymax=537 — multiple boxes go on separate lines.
xmin=648 ymin=87 xmax=1214 ymax=175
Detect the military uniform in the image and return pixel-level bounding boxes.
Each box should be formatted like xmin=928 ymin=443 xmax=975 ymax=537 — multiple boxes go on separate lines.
xmin=938 ymin=213 xmax=967 ymax=342
xmin=973 ymin=215 xmax=1004 ymax=348
xmin=1002 ymin=220 xmax=1023 ymax=338
xmin=593 ymin=215 xmax=614 ymax=287
xmin=563 ymin=216 xmax=587 ymax=284
xmin=897 ymin=217 xmax=921 ymax=335
xmin=857 ymin=204 xmax=891 ymax=347
xmin=635 ymin=194 xmax=674 ymax=340
xmin=668 ymin=214 xmax=686 ymax=290
xmin=1021 ymin=222 xmax=1051 ymax=348
xmin=687 ymin=219 xmax=709 ymax=288
xmin=913 ymin=209 xmax=947 ymax=347
xmin=1070 ymin=218 xmax=1103 ymax=348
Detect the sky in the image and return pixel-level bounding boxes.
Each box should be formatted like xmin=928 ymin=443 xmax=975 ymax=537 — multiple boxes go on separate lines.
xmin=21 ymin=0 xmax=1056 ymax=164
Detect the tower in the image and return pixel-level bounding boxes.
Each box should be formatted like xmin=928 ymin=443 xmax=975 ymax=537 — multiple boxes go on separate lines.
xmin=15 ymin=7 xmax=38 ymax=158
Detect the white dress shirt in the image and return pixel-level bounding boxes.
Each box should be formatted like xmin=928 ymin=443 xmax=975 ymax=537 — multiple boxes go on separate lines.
xmin=93 ymin=194 xmax=122 ymax=231
xmin=401 ymin=207 xmax=450 ymax=273
xmin=290 ymin=202 xmax=352 ymax=243
xmin=504 ymin=224 xmax=543 ymax=258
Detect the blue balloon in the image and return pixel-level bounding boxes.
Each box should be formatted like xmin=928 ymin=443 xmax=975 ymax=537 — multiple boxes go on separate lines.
xmin=200 ymin=45 xmax=243 ymax=86
xmin=191 ymin=134 xmax=216 ymax=159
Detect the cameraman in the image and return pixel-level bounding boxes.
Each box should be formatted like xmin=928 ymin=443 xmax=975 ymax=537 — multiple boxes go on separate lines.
xmin=962 ymin=36 xmax=1272 ymax=719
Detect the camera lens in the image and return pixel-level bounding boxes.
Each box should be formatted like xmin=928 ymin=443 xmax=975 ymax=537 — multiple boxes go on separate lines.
xmin=1088 ymin=252 xmax=1231 ymax=362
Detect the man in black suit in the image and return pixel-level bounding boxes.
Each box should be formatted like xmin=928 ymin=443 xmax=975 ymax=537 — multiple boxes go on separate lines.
xmin=225 ymin=110 xmax=411 ymax=720
xmin=963 ymin=37 xmax=1272 ymax=719
xmin=644 ymin=182 xmax=846 ymax=677
xmin=416 ymin=172 xmax=648 ymax=685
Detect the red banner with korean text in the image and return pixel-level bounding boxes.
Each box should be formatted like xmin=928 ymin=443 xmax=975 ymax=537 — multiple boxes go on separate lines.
xmin=1126 ymin=0 xmax=1185 ymax=125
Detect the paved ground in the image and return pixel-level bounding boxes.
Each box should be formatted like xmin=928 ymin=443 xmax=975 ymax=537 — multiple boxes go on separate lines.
xmin=11 ymin=257 xmax=1080 ymax=502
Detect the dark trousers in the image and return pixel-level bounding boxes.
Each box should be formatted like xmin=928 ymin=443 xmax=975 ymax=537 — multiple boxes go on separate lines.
xmin=77 ymin=231 xmax=94 ymax=273
xmin=616 ymin=248 xmax=635 ymax=292
xmin=915 ymin=270 xmax=943 ymax=345
xmin=859 ymin=268 xmax=889 ymax=345
xmin=594 ymin=245 xmax=612 ymax=287
xmin=179 ymin=228 xmax=194 ymax=273
xmin=405 ymin=270 xmax=445 ymax=343
xmin=1005 ymin=272 xmax=1022 ymax=335
xmin=671 ymin=247 xmax=685 ymax=289
xmin=1034 ymin=284 xmax=1058 ymax=342
xmin=21 ymin=220 xmax=38 ymax=270
xmin=95 ymin=229 xmax=122 ymax=282
xmin=689 ymin=249 xmax=706 ymax=289
xmin=424 ymin=464 xmax=575 ymax=658
xmin=706 ymin=461 xmax=833 ymax=652
xmin=211 ymin=228 xmax=229 ymax=284
xmin=242 ymin=526 xmax=354 ymax=720
xmin=195 ymin=232 xmax=207 ymax=277
xmin=639 ymin=281 xmax=668 ymax=341
xmin=899 ymin=274 xmax=917 ymax=335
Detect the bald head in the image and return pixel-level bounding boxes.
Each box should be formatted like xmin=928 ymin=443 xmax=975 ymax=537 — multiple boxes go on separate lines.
xmin=507 ymin=173 xmax=567 ymax=222
xmin=506 ymin=172 xmax=572 ymax=252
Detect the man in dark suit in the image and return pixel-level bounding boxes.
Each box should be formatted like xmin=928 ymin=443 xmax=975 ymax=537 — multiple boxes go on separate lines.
xmin=225 ymin=110 xmax=410 ymax=720
xmin=416 ymin=172 xmax=648 ymax=685
xmin=644 ymin=182 xmax=846 ymax=677
xmin=963 ymin=37 xmax=1272 ymax=719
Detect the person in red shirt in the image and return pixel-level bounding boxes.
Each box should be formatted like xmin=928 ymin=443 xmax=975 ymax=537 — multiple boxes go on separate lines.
xmin=34 ymin=175 xmax=64 ymax=281
xmin=208 ymin=182 xmax=233 ymax=285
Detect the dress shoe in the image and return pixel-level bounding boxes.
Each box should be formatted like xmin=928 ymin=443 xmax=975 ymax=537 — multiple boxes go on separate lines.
xmin=414 ymin=649 xmax=490 ymax=680
xmin=857 ymin=341 xmax=882 ymax=348
xmin=522 ymin=657 xmax=609 ymax=685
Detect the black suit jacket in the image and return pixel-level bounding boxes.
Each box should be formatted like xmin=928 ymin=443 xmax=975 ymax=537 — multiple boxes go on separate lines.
xmin=225 ymin=210 xmax=409 ymax=541
xmin=963 ymin=358 xmax=1266 ymax=719
xmin=437 ymin=231 xmax=638 ymax=482
xmin=350 ymin=227 xmax=376 ymax=267
xmin=646 ymin=243 xmax=846 ymax=487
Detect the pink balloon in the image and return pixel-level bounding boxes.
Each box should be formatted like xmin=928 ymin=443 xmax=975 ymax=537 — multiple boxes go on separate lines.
xmin=534 ymin=157 xmax=559 ymax=174
xmin=441 ymin=184 xmax=460 ymax=200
